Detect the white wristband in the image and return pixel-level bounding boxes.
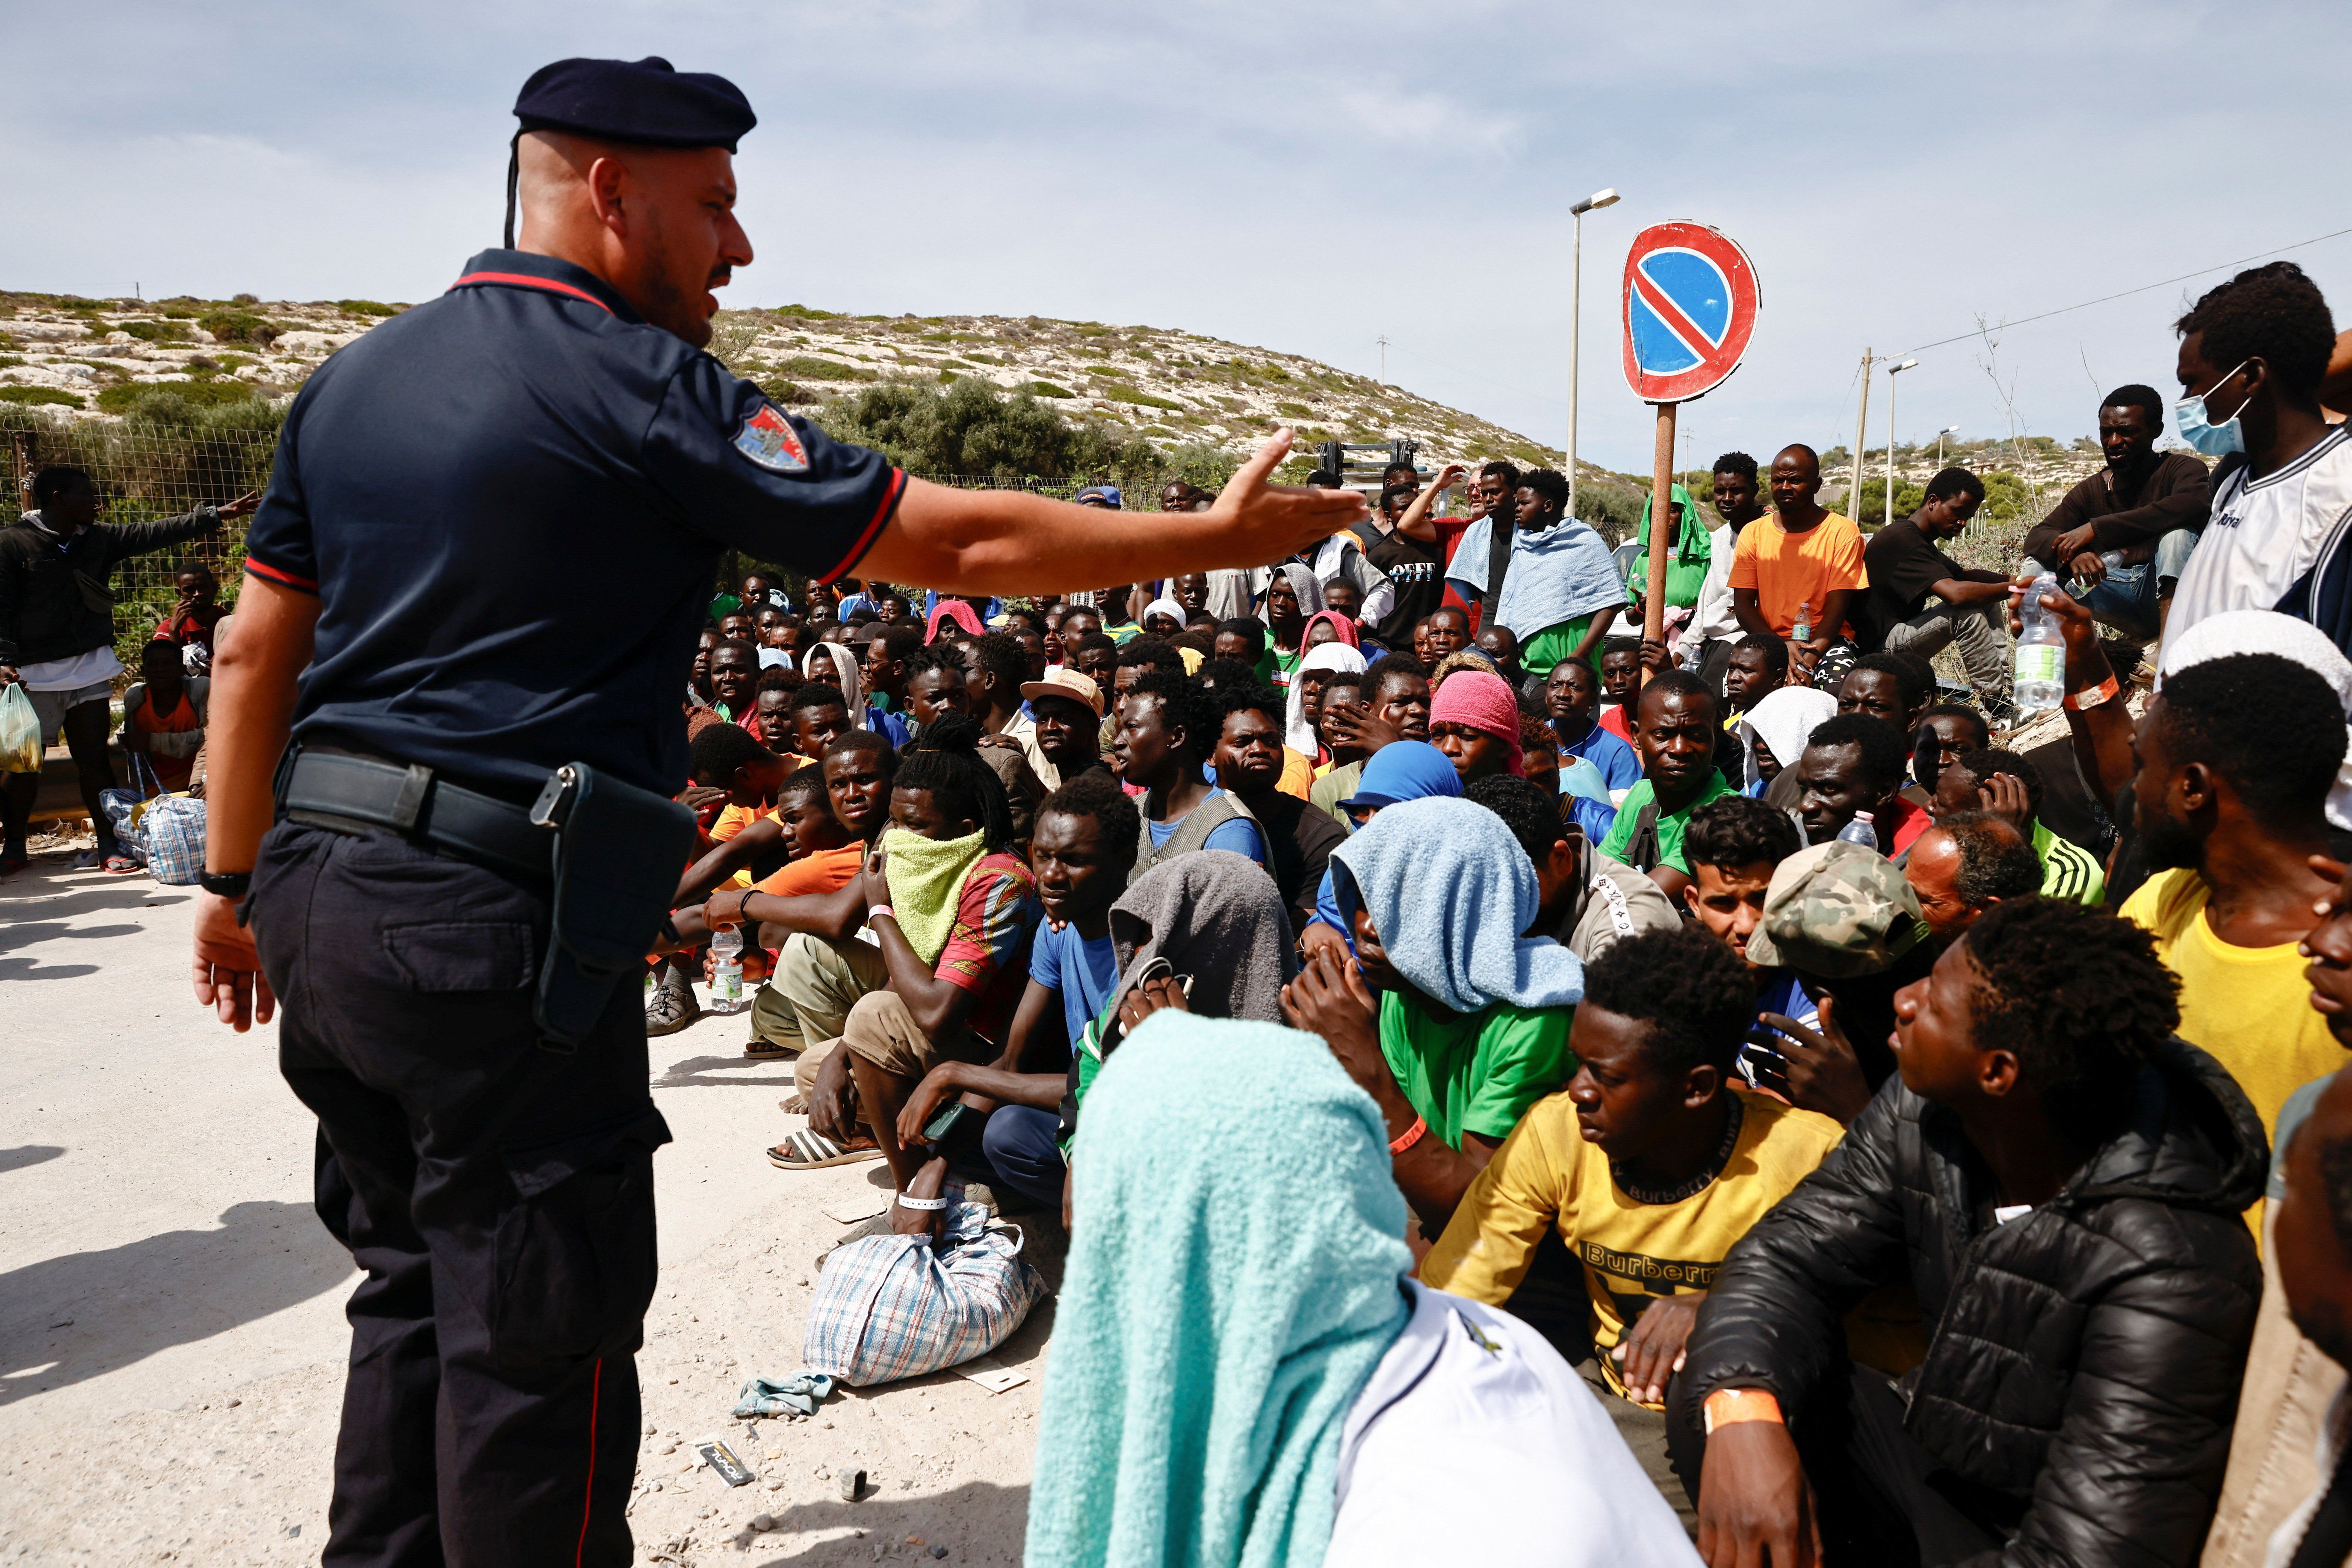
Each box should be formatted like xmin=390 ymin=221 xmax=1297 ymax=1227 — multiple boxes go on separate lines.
xmin=894 ymin=1193 xmax=948 ymax=1212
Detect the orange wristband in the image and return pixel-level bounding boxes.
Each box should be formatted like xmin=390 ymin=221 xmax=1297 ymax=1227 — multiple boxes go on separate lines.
xmin=2063 ymin=674 xmax=2121 ymax=712
xmin=1389 ymin=1116 xmax=1427 ymax=1155
xmin=1702 ymin=1388 xmax=1785 ymax=1435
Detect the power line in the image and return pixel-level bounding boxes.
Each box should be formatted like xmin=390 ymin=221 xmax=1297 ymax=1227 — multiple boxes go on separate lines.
xmin=1897 ymin=221 xmax=2352 ymax=357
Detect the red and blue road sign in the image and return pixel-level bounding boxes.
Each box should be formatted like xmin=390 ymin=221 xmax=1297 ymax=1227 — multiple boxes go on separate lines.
xmin=1620 ymin=221 xmax=1760 ymax=403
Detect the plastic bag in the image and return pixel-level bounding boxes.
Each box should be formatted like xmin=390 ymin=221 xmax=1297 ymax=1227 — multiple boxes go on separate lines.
xmin=0 ymin=685 xmax=39 ymax=774
xmin=800 ymin=1202 xmax=1043 ymax=1386
xmin=144 ymin=796 xmax=206 ymax=885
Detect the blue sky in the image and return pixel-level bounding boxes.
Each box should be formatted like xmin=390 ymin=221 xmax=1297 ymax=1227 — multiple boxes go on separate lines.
xmin=9 ymin=0 xmax=2349 ymax=475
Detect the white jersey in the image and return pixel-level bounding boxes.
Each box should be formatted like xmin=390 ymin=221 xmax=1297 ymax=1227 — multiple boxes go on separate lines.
xmin=2169 ymin=424 xmax=2352 ymax=646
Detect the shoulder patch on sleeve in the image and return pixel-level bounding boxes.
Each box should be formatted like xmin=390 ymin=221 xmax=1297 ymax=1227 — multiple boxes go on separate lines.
xmin=732 ymin=403 xmax=810 ymax=473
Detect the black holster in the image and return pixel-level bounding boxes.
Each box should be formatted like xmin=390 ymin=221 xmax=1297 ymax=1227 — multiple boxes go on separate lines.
xmin=528 ymin=763 xmax=699 ymax=1050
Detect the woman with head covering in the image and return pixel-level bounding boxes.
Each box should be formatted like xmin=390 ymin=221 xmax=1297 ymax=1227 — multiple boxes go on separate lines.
xmin=1285 ymin=641 xmax=1368 ymax=758
xmin=1265 ymin=564 xmax=1326 ymax=691
xmin=1737 ymin=683 xmax=1837 ymax=795
xmin=1625 ymin=482 xmax=1712 ymax=615
xmin=1425 ymin=668 xmax=1524 ymax=783
xmin=1028 ymin=1012 xmax=1699 ymax=1568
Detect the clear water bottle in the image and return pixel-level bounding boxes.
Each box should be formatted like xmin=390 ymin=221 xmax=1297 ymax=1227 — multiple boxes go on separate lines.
xmin=2099 ymin=549 xmax=2126 ymax=575
xmin=1835 ymin=809 xmax=1878 ymax=850
xmin=2013 ymin=573 xmax=2065 ymax=716
xmin=710 ymin=924 xmax=745 ymax=1015
xmin=1791 ymin=599 xmax=1813 ymax=644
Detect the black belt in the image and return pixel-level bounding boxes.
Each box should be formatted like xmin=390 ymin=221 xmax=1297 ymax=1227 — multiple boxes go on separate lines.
xmin=280 ymin=749 xmax=554 ymax=884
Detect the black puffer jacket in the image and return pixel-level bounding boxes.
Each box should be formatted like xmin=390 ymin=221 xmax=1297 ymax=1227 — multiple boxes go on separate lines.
xmin=1679 ymin=1035 xmax=2266 ymax=1568
xmin=0 ymin=507 xmax=221 ymax=666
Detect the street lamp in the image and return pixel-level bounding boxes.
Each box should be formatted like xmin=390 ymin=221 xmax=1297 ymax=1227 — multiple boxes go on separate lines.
xmin=1566 ymin=186 xmax=1620 ymax=520
xmin=1884 ymin=358 xmax=1918 ymax=529
xmin=1936 ymin=425 xmax=1960 ymax=467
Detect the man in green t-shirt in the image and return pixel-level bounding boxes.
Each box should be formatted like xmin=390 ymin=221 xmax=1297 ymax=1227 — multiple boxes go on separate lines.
xmin=1600 ymin=669 xmax=1735 ymax=902
xmin=1282 ymin=795 xmax=1583 ymax=1237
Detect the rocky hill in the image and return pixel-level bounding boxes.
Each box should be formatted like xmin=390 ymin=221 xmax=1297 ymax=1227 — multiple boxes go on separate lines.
xmin=0 ymin=288 xmax=1596 ymax=479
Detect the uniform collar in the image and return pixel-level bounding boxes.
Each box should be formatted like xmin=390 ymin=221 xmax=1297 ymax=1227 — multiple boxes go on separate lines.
xmin=449 ymin=249 xmax=644 ymax=323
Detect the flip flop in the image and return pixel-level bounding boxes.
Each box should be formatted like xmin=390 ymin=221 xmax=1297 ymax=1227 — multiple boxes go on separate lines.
xmin=743 ymin=1039 xmax=798 ymax=1061
xmin=767 ymin=1129 xmax=881 ymax=1169
xmin=102 ymin=853 xmax=140 ymax=875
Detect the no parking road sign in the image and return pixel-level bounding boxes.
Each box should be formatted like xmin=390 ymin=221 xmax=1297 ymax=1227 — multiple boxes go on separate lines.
xmin=1620 ymin=221 xmax=1759 ymax=403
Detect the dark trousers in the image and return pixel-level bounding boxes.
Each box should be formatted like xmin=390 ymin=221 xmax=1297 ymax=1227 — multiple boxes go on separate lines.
xmin=254 ymin=823 xmax=670 ymax=1568
xmin=1666 ymin=1361 xmax=2020 ymax=1567
xmin=979 ymin=1104 xmax=1066 ymax=1211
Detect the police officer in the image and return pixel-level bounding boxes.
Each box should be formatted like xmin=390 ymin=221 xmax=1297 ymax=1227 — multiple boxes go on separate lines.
xmin=187 ymin=55 xmax=1358 ymax=1567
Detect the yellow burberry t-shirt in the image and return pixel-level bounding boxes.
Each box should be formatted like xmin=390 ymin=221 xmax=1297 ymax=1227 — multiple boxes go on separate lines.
xmin=2123 ymin=868 xmax=2350 ymax=1224
xmin=1420 ymin=1087 xmax=1843 ymax=1406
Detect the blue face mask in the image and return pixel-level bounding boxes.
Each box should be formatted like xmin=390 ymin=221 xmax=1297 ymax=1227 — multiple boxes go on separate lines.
xmin=2175 ymin=359 xmax=2252 ymax=456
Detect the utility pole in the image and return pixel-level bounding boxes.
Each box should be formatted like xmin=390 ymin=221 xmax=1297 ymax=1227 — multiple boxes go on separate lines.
xmin=1849 ymin=348 xmax=1875 ymax=520
xmin=1377 ymin=335 xmax=1389 ymax=383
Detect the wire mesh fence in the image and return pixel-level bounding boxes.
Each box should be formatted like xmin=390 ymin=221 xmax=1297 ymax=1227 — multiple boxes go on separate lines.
xmin=2 ymin=405 xmax=1210 ymax=672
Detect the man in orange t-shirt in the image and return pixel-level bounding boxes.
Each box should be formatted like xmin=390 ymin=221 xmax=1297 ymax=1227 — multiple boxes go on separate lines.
xmin=1728 ymin=445 xmax=1867 ymax=682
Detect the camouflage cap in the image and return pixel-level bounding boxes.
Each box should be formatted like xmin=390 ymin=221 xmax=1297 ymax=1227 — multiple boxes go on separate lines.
xmin=1742 ymin=839 xmax=1929 ymax=980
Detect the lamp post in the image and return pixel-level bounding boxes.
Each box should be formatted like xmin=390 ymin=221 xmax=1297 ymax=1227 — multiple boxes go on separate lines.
xmin=1884 ymin=358 xmax=1918 ymax=529
xmin=1936 ymin=425 xmax=1960 ymax=468
xmin=1566 ymin=186 xmax=1619 ymax=520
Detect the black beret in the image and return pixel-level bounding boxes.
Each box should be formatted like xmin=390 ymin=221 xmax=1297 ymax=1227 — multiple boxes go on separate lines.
xmin=512 ymin=56 xmax=756 ymax=152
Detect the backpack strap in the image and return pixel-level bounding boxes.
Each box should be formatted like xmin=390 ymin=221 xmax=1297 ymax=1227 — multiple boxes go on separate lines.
xmin=1622 ymin=801 xmax=1664 ymax=873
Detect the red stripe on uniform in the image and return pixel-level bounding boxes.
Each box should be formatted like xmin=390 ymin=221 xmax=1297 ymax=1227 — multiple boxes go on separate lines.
xmin=818 ymin=468 xmax=907 ymax=587
xmin=243 ymin=558 xmax=318 ymax=593
xmin=448 ymin=272 xmax=616 ymax=315
xmin=575 ymin=1357 xmax=603 ymax=1568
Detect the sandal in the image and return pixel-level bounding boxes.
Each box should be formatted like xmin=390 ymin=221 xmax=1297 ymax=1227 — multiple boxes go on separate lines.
xmin=767 ymin=1129 xmax=882 ymax=1169
xmin=743 ymin=1039 xmax=798 ymax=1061
xmin=645 ymin=969 xmax=701 ymax=1038
xmin=103 ymin=853 xmax=140 ymax=875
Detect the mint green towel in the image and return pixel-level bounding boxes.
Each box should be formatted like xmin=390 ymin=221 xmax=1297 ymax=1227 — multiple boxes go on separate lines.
xmin=1025 ymin=1013 xmax=1412 ymax=1568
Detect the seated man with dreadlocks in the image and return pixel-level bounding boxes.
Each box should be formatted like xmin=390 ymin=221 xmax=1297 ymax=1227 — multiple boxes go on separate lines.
xmin=727 ymin=714 xmax=1043 ymax=1187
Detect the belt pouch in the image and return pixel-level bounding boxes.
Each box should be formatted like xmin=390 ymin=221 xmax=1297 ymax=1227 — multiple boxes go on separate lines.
xmin=532 ymin=762 xmax=699 ymax=1048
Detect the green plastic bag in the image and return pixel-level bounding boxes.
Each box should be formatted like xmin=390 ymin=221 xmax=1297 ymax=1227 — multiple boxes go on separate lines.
xmin=0 ymin=685 xmax=40 ymax=774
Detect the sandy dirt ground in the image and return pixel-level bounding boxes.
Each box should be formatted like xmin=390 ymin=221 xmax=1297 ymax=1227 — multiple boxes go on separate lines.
xmin=1 ymin=843 xmax=1057 ymax=1565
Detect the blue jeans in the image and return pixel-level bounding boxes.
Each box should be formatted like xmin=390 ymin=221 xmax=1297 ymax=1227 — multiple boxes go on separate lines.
xmin=2027 ymin=527 xmax=2199 ymax=643
xmin=979 ymin=1104 xmax=1066 ymax=1210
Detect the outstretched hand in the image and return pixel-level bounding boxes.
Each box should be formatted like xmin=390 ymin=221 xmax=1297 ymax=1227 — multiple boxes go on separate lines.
xmin=1203 ymin=430 xmax=1370 ymax=568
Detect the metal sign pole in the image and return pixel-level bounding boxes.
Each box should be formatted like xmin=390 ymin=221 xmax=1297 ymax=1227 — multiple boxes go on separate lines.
xmin=1643 ymin=402 xmax=1676 ymax=675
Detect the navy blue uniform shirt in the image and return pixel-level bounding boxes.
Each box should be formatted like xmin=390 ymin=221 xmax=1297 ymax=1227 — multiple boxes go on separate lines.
xmin=245 ymin=249 xmax=903 ymax=797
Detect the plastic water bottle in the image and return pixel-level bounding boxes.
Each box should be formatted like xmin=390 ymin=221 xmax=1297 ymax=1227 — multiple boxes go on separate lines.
xmin=710 ymin=924 xmax=745 ymax=1015
xmin=2099 ymin=549 xmax=2127 ymax=575
xmin=2013 ymin=572 xmax=2065 ymax=716
xmin=1835 ymin=810 xmax=1878 ymax=850
xmin=1791 ymin=599 xmax=1813 ymax=645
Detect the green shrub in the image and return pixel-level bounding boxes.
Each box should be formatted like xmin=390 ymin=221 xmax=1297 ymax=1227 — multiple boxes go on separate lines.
xmin=117 ymin=320 xmax=191 ymax=343
xmin=1102 ymin=385 xmax=1183 ymax=413
xmin=773 ymin=304 xmax=840 ymax=321
xmin=1274 ymin=400 xmax=1312 ymax=419
xmin=96 ymin=379 xmax=263 ymax=414
xmin=1025 ymin=381 xmax=1076 ymax=399
xmin=231 ymin=292 xmax=260 ymax=304
xmin=1084 ymin=363 xmax=1126 ymax=377
xmin=0 ymin=355 xmax=21 ymax=369
xmin=773 ymin=355 xmax=874 ymax=382
xmin=161 ymin=307 xmax=198 ymax=320
xmin=198 ymin=310 xmax=273 ymax=344
xmin=0 ymin=387 xmax=83 ymax=408
xmin=336 ymin=299 xmax=399 ymax=317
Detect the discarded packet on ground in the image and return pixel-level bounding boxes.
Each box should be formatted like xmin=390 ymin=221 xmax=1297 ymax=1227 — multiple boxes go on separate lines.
xmin=696 ymin=1438 xmax=756 ymax=1487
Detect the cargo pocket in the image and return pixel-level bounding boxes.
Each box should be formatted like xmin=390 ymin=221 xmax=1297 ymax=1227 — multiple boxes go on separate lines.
xmin=489 ymin=1107 xmax=671 ymax=1370
xmin=381 ymin=921 xmax=537 ymax=992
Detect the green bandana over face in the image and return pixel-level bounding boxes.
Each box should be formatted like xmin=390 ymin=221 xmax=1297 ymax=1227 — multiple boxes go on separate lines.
xmin=879 ymin=825 xmax=987 ymax=964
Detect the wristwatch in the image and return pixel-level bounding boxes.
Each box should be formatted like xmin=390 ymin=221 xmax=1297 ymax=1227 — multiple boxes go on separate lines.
xmin=199 ymin=870 xmax=253 ymax=899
